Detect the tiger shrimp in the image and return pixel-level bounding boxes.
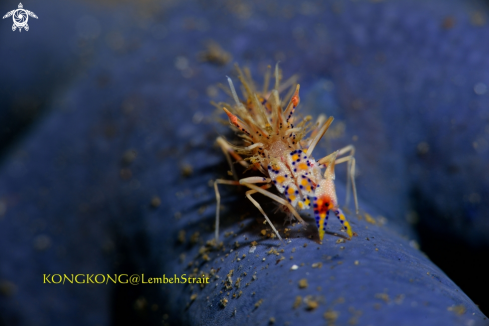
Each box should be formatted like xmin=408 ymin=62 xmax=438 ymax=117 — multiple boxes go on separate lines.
xmin=213 ymin=64 xmax=359 ymax=243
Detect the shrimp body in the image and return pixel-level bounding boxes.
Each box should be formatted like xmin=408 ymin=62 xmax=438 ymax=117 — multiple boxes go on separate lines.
xmin=214 ymin=65 xmax=356 ymax=242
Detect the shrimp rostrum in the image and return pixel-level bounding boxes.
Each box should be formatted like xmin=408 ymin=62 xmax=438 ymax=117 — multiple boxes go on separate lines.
xmin=214 ymin=64 xmax=359 ymax=243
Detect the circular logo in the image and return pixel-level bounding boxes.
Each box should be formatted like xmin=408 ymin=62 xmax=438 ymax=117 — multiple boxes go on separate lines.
xmin=13 ymin=9 xmax=27 ymax=27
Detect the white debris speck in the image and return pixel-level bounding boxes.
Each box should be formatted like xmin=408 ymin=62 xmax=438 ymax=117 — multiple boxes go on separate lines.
xmin=249 ymin=246 xmax=256 ymax=254
xmin=474 ymin=82 xmax=487 ymax=95
xmin=175 ymin=56 xmax=189 ymax=70
xmin=290 ymin=264 xmax=299 ymax=270
xmin=409 ymin=240 xmax=420 ymax=250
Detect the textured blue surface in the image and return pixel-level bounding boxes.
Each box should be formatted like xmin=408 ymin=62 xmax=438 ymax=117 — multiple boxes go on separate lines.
xmin=0 ymin=0 xmax=488 ymax=325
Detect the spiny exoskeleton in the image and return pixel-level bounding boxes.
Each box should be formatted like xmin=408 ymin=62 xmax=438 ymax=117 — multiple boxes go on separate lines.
xmin=213 ymin=64 xmax=358 ymax=243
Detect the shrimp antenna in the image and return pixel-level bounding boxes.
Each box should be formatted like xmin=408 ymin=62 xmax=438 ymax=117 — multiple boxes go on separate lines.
xmin=227 ymin=76 xmax=246 ymax=111
xmin=306 ymin=117 xmax=334 ymax=157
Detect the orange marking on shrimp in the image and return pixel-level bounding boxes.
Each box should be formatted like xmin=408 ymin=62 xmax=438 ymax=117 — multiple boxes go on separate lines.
xmin=298 ymin=162 xmax=308 ymax=170
xmin=292 ymin=94 xmax=299 ymax=108
xmin=284 ymin=85 xmax=301 ymax=123
xmin=314 ymin=195 xmax=333 ymax=241
xmin=316 ymin=196 xmax=332 ymax=214
xmin=229 ymin=151 xmax=243 ymax=162
xmin=276 ymin=175 xmax=286 ymax=184
xmin=223 ymin=107 xmax=238 ymax=125
xmin=222 ymin=107 xmax=253 ymax=137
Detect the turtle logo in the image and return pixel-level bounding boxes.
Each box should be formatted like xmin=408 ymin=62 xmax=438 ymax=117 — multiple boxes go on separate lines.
xmin=3 ymin=3 xmax=38 ymax=32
